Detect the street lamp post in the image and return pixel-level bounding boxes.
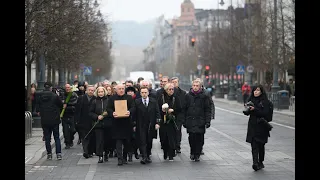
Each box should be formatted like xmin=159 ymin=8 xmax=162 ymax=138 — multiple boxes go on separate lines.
xmin=246 ymin=1 xmax=253 ymax=86
xmin=214 ymin=0 xmax=225 ymax=98
xmin=227 ymin=1 xmax=236 ymax=100
xmin=271 ymin=0 xmax=280 ymax=92
xmin=35 ymin=10 xmax=47 ymax=91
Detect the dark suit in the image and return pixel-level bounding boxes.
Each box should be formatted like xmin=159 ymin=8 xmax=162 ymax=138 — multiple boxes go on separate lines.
xmin=75 ymin=94 xmax=95 ymax=155
xmin=106 ymin=94 xmax=135 ymax=161
xmin=134 ymin=97 xmax=161 ymax=158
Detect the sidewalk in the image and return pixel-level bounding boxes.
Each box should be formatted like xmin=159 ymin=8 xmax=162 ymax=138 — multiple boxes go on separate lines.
xmin=213 ymin=96 xmax=295 ymax=117
xmin=25 ymin=124 xmax=64 ymax=165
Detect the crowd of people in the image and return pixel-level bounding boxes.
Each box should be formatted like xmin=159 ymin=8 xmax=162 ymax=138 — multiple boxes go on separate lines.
xmin=33 ymin=75 xmax=273 ymax=171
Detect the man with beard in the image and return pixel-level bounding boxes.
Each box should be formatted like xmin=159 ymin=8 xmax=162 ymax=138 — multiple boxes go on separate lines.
xmin=61 ymin=84 xmax=78 ymax=149
xmin=106 ymin=84 xmax=135 ymax=166
xmin=134 ymin=86 xmax=161 ymax=164
xmin=183 ymin=80 xmax=211 ymax=162
xmin=75 ymin=85 xmax=96 ymax=158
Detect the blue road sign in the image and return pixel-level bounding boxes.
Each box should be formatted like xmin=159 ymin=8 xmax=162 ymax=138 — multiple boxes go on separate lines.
xmin=83 ymin=66 xmax=92 ymax=75
xmin=236 ymin=65 xmax=245 ymax=74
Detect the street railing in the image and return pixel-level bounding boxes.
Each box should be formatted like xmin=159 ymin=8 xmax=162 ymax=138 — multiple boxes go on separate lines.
xmin=25 ymin=111 xmax=33 ymax=141
xmin=289 ymin=96 xmax=295 ymax=112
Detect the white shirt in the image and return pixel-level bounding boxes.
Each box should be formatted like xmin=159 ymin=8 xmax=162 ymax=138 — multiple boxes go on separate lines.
xmin=142 ymin=97 xmax=149 ymax=106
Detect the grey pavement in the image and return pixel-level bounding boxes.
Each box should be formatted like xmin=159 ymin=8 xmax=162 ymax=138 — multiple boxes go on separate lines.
xmin=213 ymin=95 xmax=295 ymax=118
xmin=213 ymin=96 xmax=295 ymax=128
xmin=25 ymin=109 xmax=295 ymax=180
xmin=25 ymin=124 xmax=64 ymax=165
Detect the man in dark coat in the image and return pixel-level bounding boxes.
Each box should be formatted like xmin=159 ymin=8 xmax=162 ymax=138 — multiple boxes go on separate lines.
xmin=106 ymin=84 xmax=135 ymax=166
xmin=61 ymin=83 xmax=78 ymax=149
xmin=74 ymin=85 xmax=96 ymax=158
xmin=35 ymin=82 xmax=63 ymax=160
xmin=134 ymin=86 xmax=161 ymax=164
xmin=183 ymin=80 xmax=211 ymax=162
xmin=171 ymin=77 xmax=187 ymax=154
xmin=75 ymin=81 xmax=86 ymax=144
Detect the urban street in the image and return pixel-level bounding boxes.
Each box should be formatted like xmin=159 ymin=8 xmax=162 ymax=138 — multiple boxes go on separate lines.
xmin=25 ymin=99 xmax=295 ymax=180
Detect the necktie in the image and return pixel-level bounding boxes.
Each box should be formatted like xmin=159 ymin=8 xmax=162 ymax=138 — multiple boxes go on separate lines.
xmin=144 ymin=99 xmax=147 ymax=107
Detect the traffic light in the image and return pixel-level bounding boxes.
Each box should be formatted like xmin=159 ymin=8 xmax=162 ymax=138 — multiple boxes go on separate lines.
xmin=204 ymin=65 xmax=210 ymax=76
xmin=191 ymin=37 xmax=195 ymax=47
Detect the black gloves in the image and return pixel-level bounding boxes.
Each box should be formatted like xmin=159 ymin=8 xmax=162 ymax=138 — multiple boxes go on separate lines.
xmin=205 ymin=123 xmax=210 ymax=128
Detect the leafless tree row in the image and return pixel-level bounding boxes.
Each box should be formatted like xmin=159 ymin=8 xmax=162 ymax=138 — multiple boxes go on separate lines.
xmin=25 ymin=0 xmax=112 ymax=110
xmin=197 ymin=0 xmax=295 ymax=83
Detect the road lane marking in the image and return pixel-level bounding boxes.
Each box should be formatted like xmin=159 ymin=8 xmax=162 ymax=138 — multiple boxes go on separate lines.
xmin=215 ymin=107 xmax=295 ymax=130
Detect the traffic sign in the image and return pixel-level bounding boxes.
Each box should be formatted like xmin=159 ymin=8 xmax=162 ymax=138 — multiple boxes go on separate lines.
xmin=236 ymin=65 xmax=245 ymax=74
xmin=83 ymin=66 xmax=92 ymax=75
xmin=247 ymin=65 xmax=254 ymax=73
xmin=197 ymin=64 xmax=202 ymax=70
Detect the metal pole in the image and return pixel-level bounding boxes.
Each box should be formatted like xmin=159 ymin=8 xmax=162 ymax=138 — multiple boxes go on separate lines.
xmin=58 ymin=67 xmax=65 ymax=87
xmin=228 ymin=1 xmax=236 ymax=100
xmin=271 ymin=0 xmax=280 ymax=92
xmin=37 ymin=53 xmax=46 ymax=90
xmin=247 ymin=1 xmax=253 ymax=86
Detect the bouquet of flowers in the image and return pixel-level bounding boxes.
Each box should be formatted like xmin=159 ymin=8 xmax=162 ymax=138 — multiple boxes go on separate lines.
xmin=162 ymin=103 xmax=169 ymax=123
xmin=60 ymin=90 xmax=73 ymax=118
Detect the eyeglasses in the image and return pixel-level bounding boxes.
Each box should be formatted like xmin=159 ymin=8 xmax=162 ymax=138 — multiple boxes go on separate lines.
xmin=168 ymin=88 xmax=174 ymax=91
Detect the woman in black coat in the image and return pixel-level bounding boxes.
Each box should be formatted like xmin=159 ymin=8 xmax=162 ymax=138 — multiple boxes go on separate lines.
xmin=89 ymin=87 xmax=109 ymax=163
xmin=158 ymin=83 xmax=182 ymax=161
xmin=243 ymin=85 xmax=272 ymax=171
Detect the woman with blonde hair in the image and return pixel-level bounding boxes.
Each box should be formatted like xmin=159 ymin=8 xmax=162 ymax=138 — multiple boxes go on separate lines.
xmin=89 ymin=86 xmax=109 ymax=163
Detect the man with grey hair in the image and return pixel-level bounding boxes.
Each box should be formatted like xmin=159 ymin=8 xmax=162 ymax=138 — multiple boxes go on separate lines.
xmin=194 ymin=78 xmax=215 ymax=155
xmin=156 ymin=76 xmax=178 ymax=100
xmin=138 ymin=80 xmax=157 ymax=99
xmin=106 ymin=84 xmax=136 ymax=166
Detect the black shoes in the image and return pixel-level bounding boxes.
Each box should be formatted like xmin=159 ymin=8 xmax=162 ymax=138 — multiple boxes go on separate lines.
xmin=194 ymin=155 xmax=200 ymax=162
xmin=190 ymin=154 xmax=195 ymax=160
xmin=57 ymin=153 xmax=62 ymax=160
xmin=47 ymin=154 xmax=52 ymax=160
xmin=83 ymin=153 xmax=89 ymax=159
xmin=258 ymin=162 xmax=265 ymax=169
xmin=176 ymin=149 xmax=181 ymax=154
xmin=252 ymin=163 xmax=260 ymax=171
xmin=163 ymin=151 xmax=168 ymax=160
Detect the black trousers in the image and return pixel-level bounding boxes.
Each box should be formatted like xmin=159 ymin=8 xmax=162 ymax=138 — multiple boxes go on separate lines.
xmin=176 ymin=123 xmax=182 ymax=150
xmin=61 ymin=117 xmax=76 ymax=145
xmin=116 ymin=139 xmax=130 ymax=160
xmin=251 ymin=139 xmax=265 ymax=163
xmin=94 ymin=129 xmax=104 ymax=157
xmin=104 ymin=126 xmax=115 ymax=153
xmin=243 ymin=94 xmax=249 ymax=105
xmin=188 ymin=133 xmax=204 ymax=156
xmin=139 ymin=129 xmax=153 ymax=158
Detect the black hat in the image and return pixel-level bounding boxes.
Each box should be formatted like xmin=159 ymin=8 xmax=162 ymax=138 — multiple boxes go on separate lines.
xmin=44 ymin=82 xmax=52 ymax=88
xmin=125 ymin=86 xmax=136 ymax=93
xmin=78 ymin=82 xmax=85 ymax=87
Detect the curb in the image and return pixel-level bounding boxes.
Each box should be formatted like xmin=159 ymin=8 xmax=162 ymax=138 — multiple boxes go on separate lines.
xmin=213 ymin=97 xmax=295 ymax=117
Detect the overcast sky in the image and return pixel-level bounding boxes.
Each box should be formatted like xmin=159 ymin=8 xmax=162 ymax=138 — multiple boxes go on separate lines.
xmin=100 ymin=0 xmax=245 ymax=22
